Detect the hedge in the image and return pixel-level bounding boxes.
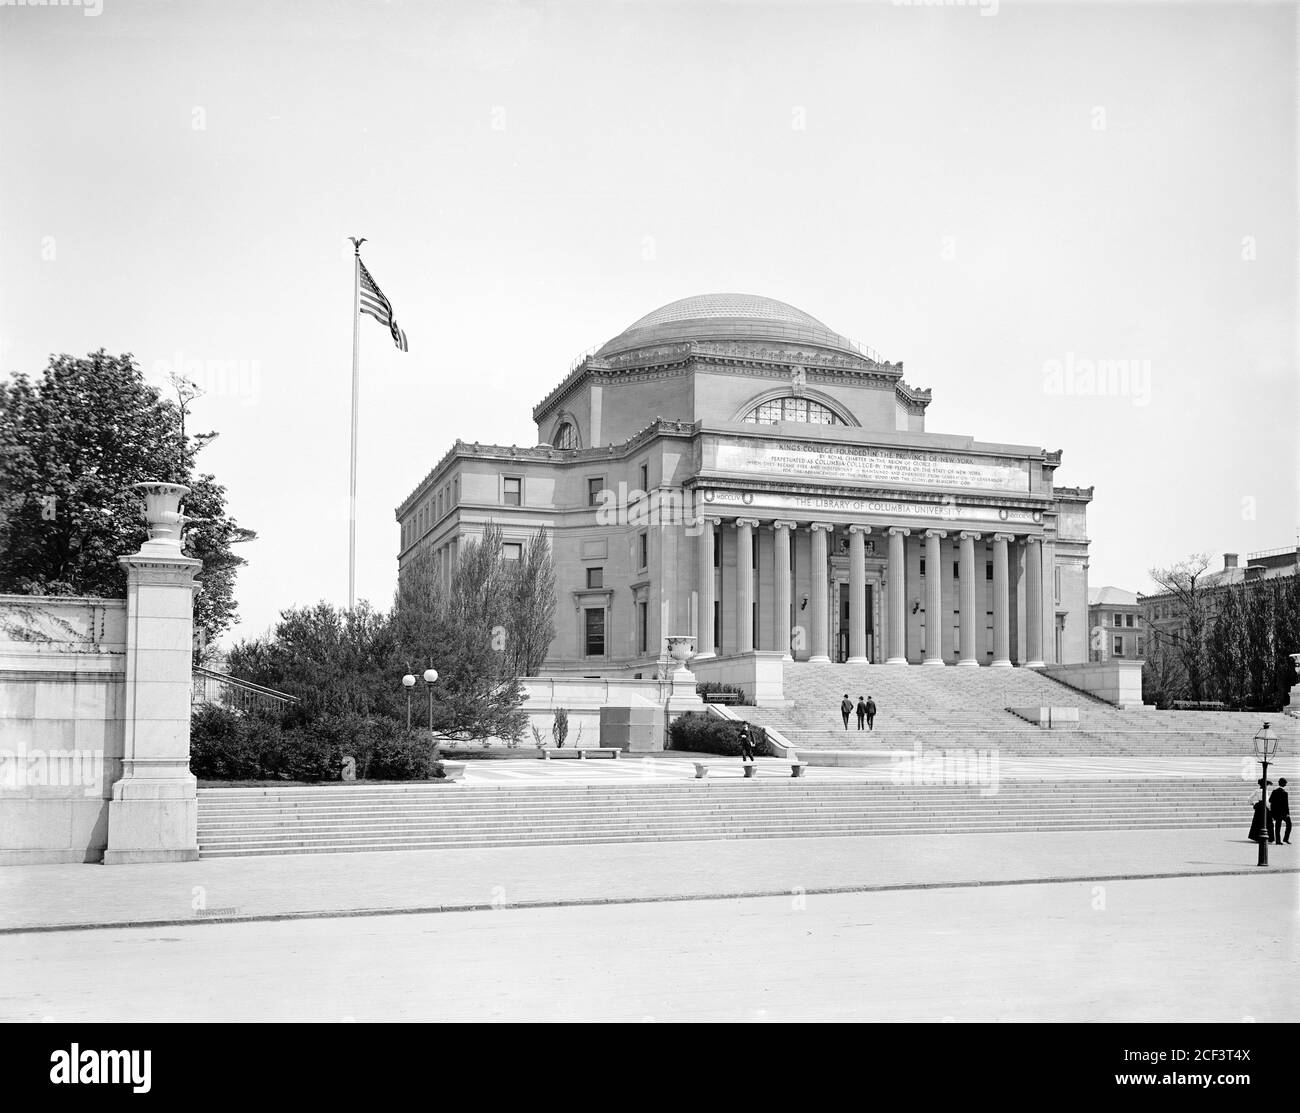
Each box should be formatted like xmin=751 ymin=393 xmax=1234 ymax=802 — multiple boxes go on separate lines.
xmin=668 ymin=712 xmax=771 ymax=756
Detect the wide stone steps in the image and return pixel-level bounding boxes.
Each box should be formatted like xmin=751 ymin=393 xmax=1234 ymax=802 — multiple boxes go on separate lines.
xmin=197 ymin=780 xmax=1247 ymax=857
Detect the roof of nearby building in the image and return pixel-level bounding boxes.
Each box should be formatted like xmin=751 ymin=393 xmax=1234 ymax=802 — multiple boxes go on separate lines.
xmin=595 ymin=293 xmax=866 ymax=359
xmin=1089 ymin=587 xmax=1139 ymax=607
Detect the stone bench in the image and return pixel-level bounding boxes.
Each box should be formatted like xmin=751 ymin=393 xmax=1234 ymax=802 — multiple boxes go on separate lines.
xmin=539 ymin=747 xmax=621 ymax=760
xmin=694 ymin=761 xmax=809 ymax=779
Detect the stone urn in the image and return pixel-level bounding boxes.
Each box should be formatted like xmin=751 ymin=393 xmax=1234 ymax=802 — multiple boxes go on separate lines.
xmin=665 ymin=635 xmax=696 ymax=677
xmin=132 ymin=481 xmax=192 ymax=553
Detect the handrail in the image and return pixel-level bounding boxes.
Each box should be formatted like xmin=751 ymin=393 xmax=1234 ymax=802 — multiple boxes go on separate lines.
xmin=192 ymin=666 xmax=300 ymax=713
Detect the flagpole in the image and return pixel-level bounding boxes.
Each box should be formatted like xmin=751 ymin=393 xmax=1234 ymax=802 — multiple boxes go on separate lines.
xmin=348 ymin=236 xmax=364 ymax=610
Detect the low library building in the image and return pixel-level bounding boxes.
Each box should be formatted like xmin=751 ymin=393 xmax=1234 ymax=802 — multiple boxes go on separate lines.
xmin=397 ymin=294 xmax=1093 ymax=674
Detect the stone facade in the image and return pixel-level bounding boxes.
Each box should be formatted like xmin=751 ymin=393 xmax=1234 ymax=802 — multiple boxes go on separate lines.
xmin=397 ymin=294 xmax=1094 ymax=676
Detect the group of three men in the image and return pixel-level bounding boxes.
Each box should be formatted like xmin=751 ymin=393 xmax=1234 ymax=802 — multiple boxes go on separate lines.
xmin=840 ymin=694 xmax=877 ymax=731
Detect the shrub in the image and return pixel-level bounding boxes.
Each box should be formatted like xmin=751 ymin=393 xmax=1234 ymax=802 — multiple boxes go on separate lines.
xmin=367 ymin=720 xmax=439 ymax=780
xmin=190 ymin=705 xmax=260 ymax=780
xmin=668 ymin=713 xmax=770 ymax=756
xmin=694 ymin=682 xmax=751 ymax=705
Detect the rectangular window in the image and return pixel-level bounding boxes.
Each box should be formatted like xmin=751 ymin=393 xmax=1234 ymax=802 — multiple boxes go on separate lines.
xmin=713 ymin=529 xmax=720 ymax=568
xmin=953 ymin=561 xmax=960 ymax=579
xmin=587 ymin=477 xmax=604 ymax=507
xmin=986 ymin=562 xmax=993 ymax=581
xmin=584 ymin=608 xmax=605 ymax=657
xmin=919 ymin=558 xmax=926 ymax=577
xmin=1126 ymin=614 xmax=1135 ymax=628
xmin=1054 ymin=568 xmax=1061 ymax=602
xmin=638 ymin=462 xmax=649 ymax=492
xmin=503 ymin=542 xmax=523 ymax=562
xmin=1113 ymin=635 xmax=1124 ymax=656
xmin=1113 ymin=612 xmax=1122 ymax=628
xmin=638 ymin=600 xmax=647 ymax=653
xmin=1137 ymin=636 xmax=1145 ymax=657
xmin=586 ymin=567 xmax=603 ymax=589
xmin=639 ymin=532 xmax=648 ymax=570
xmin=503 ymin=477 xmax=522 ymax=506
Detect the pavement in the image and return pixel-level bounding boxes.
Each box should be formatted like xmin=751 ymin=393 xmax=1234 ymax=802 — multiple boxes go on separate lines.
xmin=2 ymin=827 xmax=1295 ymax=934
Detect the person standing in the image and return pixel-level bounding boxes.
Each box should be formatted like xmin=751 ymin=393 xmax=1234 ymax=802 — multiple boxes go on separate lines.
xmin=739 ymin=722 xmax=757 ymax=766
xmin=1270 ymin=778 xmax=1291 ymax=845
xmin=1248 ymin=779 xmax=1271 ymax=842
xmin=840 ymin=694 xmax=853 ymax=730
xmin=855 ymin=696 xmax=868 ymax=731
xmin=865 ymin=695 xmax=877 ymax=731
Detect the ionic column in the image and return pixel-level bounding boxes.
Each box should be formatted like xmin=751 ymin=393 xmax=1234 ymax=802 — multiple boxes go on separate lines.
xmin=736 ymin=518 xmax=758 ymax=653
xmin=1025 ymin=535 xmax=1045 ymax=667
xmin=991 ymin=532 xmax=1014 ymax=668
xmin=957 ymin=531 xmax=981 ymax=667
xmin=924 ymin=529 xmax=947 ymax=666
xmin=696 ymin=516 xmax=719 ymax=658
xmin=809 ymin=523 xmax=833 ymax=663
xmin=774 ymin=520 xmax=795 ymax=660
xmin=885 ymin=526 xmax=910 ymax=665
xmin=847 ymin=525 xmax=870 ymax=663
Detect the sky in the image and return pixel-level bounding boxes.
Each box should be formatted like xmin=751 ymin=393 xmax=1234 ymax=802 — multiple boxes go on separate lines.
xmin=1 ymin=0 xmax=1295 ymax=648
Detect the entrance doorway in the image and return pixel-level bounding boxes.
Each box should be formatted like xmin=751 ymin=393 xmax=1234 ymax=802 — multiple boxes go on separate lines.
xmin=835 ymin=582 xmax=874 ymax=663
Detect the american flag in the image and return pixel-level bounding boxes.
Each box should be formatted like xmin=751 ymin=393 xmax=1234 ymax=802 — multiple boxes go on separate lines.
xmin=358 ymin=258 xmax=408 ymax=352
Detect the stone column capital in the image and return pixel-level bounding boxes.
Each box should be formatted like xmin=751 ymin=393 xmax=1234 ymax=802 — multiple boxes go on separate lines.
xmin=735 ymin=518 xmax=760 ymax=530
xmin=887 ymin=526 xmax=911 ymax=537
xmin=696 ymin=515 xmax=722 ymax=528
xmin=848 ymin=524 xmax=872 ymax=535
xmin=924 ymin=529 xmax=947 ymax=540
xmin=809 ymin=521 xmax=836 ymax=533
xmin=959 ymin=531 xmax=982 ymax=541
xmin=772 ymin=519 xmax=798 ymax=532
xmin=1024 ymin=534 xmax=1043 ymax=547
xmin=992 ymin=532 xmax=1016 ymax=543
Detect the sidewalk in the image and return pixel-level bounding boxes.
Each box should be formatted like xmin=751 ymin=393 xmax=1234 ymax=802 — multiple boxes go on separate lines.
xmin=1 ymin=828 xmax=1292 ymax=933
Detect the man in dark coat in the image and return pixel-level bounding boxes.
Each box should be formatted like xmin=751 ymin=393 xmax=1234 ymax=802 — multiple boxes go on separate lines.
xmin=1270 ymin=778 xmax=1291 ymax=845
xmin=865 ymin=696 xmax=877 ymax=731
xmin=855 ymin=696 xmax=867 ymax=730
xmin=739 ymin=722 xmax=757 ymax=765
xmin=840 ymin=695 xmax=853 ymax=730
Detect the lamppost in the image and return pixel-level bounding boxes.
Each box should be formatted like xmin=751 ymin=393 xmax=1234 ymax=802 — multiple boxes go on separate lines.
xmin=1253 ymin=722 xmax=1280 ymax=867
xmin=402 ymin=672 xmax=416 ymax=732
xmin=422 ymin=666 xmax=439 ymax=732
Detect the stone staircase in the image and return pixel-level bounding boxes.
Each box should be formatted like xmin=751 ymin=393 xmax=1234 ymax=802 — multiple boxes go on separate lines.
xmin=197 ymin=779 xmax=1247 ymax=857
xmin=734 ymin=663 xmax=1292 ymax=757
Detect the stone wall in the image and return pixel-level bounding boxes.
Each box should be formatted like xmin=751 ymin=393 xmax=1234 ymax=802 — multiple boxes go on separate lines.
xmin=0 ymin=595 xmax=127 ymax=865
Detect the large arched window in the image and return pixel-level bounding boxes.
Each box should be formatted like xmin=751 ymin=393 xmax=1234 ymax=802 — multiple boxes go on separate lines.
xmin=743 ymin=396 xmax=842 ymax=425
xmin=552 ymin=421 xmax=578 ymax=449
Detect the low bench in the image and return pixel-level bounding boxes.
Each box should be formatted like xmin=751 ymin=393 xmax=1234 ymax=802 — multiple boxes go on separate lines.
xmin=539 ymin=747 xmax=621 ymax=761
xmin=702 ymin=692 xmax=743 ymax=704
xmin=694 ymin=761 xmax=808 ymax=779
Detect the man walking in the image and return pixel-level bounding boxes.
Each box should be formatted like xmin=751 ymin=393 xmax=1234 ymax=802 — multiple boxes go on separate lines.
xmin=865 ymin=695 xmax=877 ymax=731
xmin=1270 ymin=778 xmax=1291 ymax=845
xmin=855 ymin=696 xmax=868 ymax=731
xmin=840 ymin=694 xmax=853 ymax=730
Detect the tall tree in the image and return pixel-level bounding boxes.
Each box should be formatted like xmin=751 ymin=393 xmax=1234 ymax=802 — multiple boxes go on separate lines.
xmin=506 ymin=529 xmax=557 ymax=678
xmin=0 ymin=351 xmax=254 ymax=653
xmin=1146 ymin=554 xmax=1214 ymax=701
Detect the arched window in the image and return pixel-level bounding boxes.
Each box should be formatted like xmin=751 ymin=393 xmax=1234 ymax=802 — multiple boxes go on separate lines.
xmin=553 ymin=421 xmax=578 ymax=449
xmin=743 ymin=397 xmax=841 ymax=425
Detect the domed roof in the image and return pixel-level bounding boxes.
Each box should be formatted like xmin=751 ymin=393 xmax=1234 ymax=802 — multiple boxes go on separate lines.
xmin=596 ymin=293 xmax=861 ymax=358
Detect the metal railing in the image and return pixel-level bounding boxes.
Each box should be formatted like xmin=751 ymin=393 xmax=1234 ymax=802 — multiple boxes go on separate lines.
xmin=192 ymin=666 xmax=301 ymax=714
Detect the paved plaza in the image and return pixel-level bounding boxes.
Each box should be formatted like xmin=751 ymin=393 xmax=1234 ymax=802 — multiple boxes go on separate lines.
xmin=3 ymin=874 xmax=1292 ymax=1023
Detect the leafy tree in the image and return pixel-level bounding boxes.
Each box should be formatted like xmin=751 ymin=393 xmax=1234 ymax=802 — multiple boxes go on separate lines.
xmin=1208 ymin=584 xmax=1251 ymax=707
xmin=505 ymin=529 xmax=556 ymax=678
xmin=1145 ymin=554 xmax=1214 ymax=701
xmin=0 ymin=351 xmax=254 ymax=653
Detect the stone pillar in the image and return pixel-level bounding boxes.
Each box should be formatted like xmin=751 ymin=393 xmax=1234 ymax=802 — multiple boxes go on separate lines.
xmin=847 ymin=525 xmax=870 ymax=663
xmin=886 ymin=527 xmax=910 ymax=665
xmin=958 ymin=531 xmax=981 ymax=667
xmin=809 ymin=523 xmax=833 ymax=663
xmin=736 ymin=518 xmax=758 ymax=653
xmin=104 ymin=482 xmax=203 ymax=864
xmin=924 ymin=529 xmax=947 ymax=666
xmin=1025 ymin=535 xmax=1045 ymax=667
xmin=774 ymin=520 xmax=795 ymax=660
xmin=991 ymin=532 xmax=1014 ymax=668
xmin=695 ymin=517 xmax=718 ymax=659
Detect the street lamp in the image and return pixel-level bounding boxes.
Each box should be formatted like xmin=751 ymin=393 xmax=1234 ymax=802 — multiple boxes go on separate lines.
xmin=402 ymin=672 xmax=416 ymax=731
xmin=422 ymin=667 xmax=439 ymax=732
xmin=1252 ymin=722 xmax=1281 ymax=867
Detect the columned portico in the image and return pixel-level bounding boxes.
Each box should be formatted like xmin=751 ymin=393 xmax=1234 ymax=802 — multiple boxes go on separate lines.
xmin=809 ymin=522 xmax=833 ymax=662
xmin=736 ymin=518 xmax=758 ymax=652
xmin=991 ymin=532 xmax=1014 ymax=668
xmin=773 ymin=520 xmax=795 ymax=660
xmin=847 ymin=524 xmax=870 ymax=663
xmin=885 ymin=526 xmax=910 ymax=665
xmin=957 ymin=531 xmax=981 ymax=667
xmin=1025 ymin=535 xmax=1045 ymax=667
xmin=695 ymin=516 xmax=719 ymax=658
xmin=923 ymin=529 xmax=946 ymax=666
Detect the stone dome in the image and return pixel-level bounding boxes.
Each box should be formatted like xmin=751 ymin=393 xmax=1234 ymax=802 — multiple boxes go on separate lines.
xmin=596 ymin=293 xmax=861 ymax=358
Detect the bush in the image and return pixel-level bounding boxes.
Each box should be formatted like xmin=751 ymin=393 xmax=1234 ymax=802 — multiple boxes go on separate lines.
xmin=190 ymin=705 xmax=261 ymax=780
xmin=366 ymin=720 xmax=439 ymax=780
xmin=694 ymin=682 xmax=751 ymax=705
xmin=668 ymin=712 xmax=770 ymax=756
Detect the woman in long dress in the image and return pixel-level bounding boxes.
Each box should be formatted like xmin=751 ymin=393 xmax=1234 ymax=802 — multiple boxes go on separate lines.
xmin=1248 ymin=779 xmax=1271 ymax=841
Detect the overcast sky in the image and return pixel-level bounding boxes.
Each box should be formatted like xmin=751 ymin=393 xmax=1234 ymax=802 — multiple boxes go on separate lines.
xmin=2 ymin=0 xmax=1295 ymax=647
